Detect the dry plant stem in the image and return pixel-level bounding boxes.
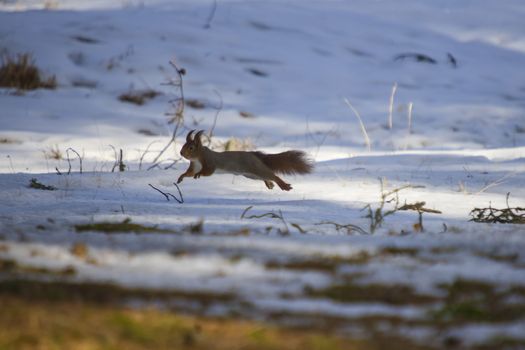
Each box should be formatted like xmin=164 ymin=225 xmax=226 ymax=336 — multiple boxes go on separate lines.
xmin=110 ymin=147 xmax=125 ymax=172
xmin=474 ymin=172 xmax=517 ymax=195
xmin=240 ymin=206 xmax=290 ymax=235
xmin=290 ymin=222 xmax=306 ymax=234
xmin=344 ymin=97 xmax=371 ymax=152
xmin=407 ymin=102 xmax=413 ymax=134
xmin=118 ymin=149 xmax=125 ymax=172
xmin=203 ymin=0 xmax=217 ymax=29
xmin=65 ymin=148 xmax=83 ymax=174
xmin=305 ymin=118 xmax=331 ymax=159
xmin=208 ymin=89 xmax=223 ymax=141
xmin=388 ymin=82 xmax=398 ymax=129
xmin=241 ymin=205 xmax=280 ymax=219
xmin=148 ymin=183 xmax=184 ymax=203
xmin=7 ymin=155 xmax=15 ymax=173
xmin=398 ymin=201 xmax=442 ymax=231
xmin=470 ymin=192 xmax=525 ymax=224
xmin=149 ymin=60 xmax=186 ymax=170
xmin=146 ymin=124 xmax=182 ymax=171
xmin=315 ymin=221 xmax=368 ymax=235
xmin=109 ymin=145 xmax=118 ymax=172
xmin=138 ymin=141 xmax=160 ymax=170
xmin=363 ymin=179 xmax=425 ymax=233
xmin=162 ymin=159 xmax=180 ymax=170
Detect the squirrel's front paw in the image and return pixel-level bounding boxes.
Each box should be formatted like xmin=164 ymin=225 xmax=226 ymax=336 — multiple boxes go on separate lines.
xmin=193 ymin=173 xmax=201 ymax=179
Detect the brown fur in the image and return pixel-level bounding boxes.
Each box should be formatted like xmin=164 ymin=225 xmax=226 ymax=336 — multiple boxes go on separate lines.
xmin=253 ymin=151 xmax=313 ymax=175
xmin=178 ymin=130 xmax=313 ymax=191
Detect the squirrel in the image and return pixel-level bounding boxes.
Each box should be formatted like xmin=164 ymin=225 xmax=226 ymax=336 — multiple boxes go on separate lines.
xmin=177 ymin=130 xmax=313 ymax=191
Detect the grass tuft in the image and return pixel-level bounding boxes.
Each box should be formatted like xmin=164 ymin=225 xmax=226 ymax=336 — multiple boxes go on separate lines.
xmin=119 ymin=89 xmax=161 ymax=105
xmin=185 ymin=98 xmax=206 ymax=109
xmin=0 ymin=53 xmax=56 ymax=90
xmin=75 ymin=218 xmax=175 ymax=234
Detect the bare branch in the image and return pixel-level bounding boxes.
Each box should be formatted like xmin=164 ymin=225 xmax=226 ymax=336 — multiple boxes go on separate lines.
xmin=149 ymin=59 xmax=186 ymax=170
xmin=148 ymin=183 xmax=184 ymax=203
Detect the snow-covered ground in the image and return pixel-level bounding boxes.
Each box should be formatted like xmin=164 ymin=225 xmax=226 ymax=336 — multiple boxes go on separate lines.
xmin=1 ymin=0 xmax=525 ymax=347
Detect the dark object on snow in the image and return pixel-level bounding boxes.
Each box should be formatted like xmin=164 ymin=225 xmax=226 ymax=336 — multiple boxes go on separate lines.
xmin=29 ymin=178 xmax=56 ymax=191
xmin=0 ymin=53 xmax=56 ymax=90
xmin=447 ymin=52 xmax=458 ymax=68
xmin=394 ymin=53 xmax=437 ymax=64
xmin=119 ymin=89 xmax=160 ymax=105
xmin=470 ymin=193 xmax=525 ymax=224
xmin=246 ymin=68 xmax=268 ymax=77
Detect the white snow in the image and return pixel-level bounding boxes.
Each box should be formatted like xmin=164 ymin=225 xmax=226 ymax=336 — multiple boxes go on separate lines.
xmin=1 ymin=0 xmax=525 ymax=346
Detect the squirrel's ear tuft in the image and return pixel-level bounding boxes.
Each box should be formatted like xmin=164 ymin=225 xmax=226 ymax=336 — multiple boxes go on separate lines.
xmin=195 ymin=130 xmax=205 ymax=145
xmin=186 ymin=129 xmax=195 ymax=143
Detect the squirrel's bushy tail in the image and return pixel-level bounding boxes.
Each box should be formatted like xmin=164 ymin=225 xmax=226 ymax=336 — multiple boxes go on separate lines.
xmin=253 ymin=150 xmax=313 ymax=175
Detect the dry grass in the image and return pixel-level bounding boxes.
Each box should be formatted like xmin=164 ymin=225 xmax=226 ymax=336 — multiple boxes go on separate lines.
xmin=221 ymin=137 xmax=255 ymax=151
xmin=119 ymin=89 xmax=161 ymax=105
xmin=0 ymin=288 xmax=377 ymax=350
xmin=75 ymin=218 xmax=176 ymax=234
xmin=29 ymin=178 xmax=56 ymax=191
xmin=46 ymin=144 xmax=63 ymax=160
xmin=0 ymin=137 xmax=22 ymax=144
xmin=185 ymin=98 xmax=206 ymax=109
xmin=0 ymin=53 xmax=56 ymax=90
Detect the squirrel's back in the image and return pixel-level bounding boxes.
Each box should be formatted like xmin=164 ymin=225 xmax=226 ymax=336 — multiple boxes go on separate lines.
xmin=253 ymin=151 xmax=313 ymax=175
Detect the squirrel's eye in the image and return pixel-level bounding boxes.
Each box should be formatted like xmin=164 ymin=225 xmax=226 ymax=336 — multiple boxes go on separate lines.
xmin=189 ymin=146 xmax=194 ymax=150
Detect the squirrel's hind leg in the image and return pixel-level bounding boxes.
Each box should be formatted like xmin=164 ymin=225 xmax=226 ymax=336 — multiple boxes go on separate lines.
xmin=273 ymin=175 xmax=292 ymax=191
xmin=264 ymin=180 xmax=275 ymax=190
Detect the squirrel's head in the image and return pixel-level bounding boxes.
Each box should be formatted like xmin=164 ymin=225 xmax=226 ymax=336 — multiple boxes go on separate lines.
xmin=180 ymin=129 xmax=205 ymax=160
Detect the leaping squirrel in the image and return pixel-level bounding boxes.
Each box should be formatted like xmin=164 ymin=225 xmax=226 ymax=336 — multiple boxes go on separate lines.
xmin=177 ymin=130 xmax=313 ymax=191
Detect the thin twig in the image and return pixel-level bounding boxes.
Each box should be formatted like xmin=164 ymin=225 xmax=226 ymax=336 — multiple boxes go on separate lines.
xmin=163 ymin=159 xmax=180 ymax=170
xmin=148 ymin=183 xmax=184 ymax=203
xmin=203 ymin=0 xmax=217 ymax=29
xmin=65 ymin=148 xmax=83 ymax=174
xmin=474 ymin=172 xmax=517 ymax=195
xmin=149 ymin=60 xmax=186 ymax=169
xmin=109 ymin=145 xmax=118 ymax=172
xmin=208 ymin=89 xmax=223 ymax=140
xmin=291 ymin=223 xmax=306 ymax=234
xmin=241 ymin=206 xmax=290 ymax=235
xmin=138 ymin=141 xmax=160 ymax=170
xmin=344 ymin=97 xmax=371 ymax=152
xmin=315 ymin=221 xmax=368 ymax=235
xmin=241 ymin=206 xmax=281 ymax=219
